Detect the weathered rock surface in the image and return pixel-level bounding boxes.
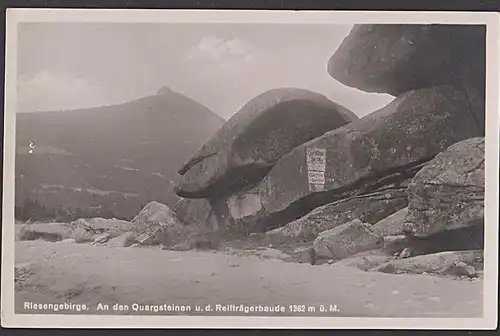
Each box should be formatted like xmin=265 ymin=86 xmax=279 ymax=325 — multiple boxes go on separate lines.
xmin=175 ymin=88 xmax=358 ymax=199
xmin=71 ymin=217 xmax=133 ymax=239
xmin=262 ymin=185 xmax=408 ymax=246
xmin=287 ymin=246 xmax=316 ymax=264
xmin=372 ymin=250 xmax=483 ymax=276
xmin=174 ymin=187 xmax=267 ymax=239
xmin=452 ymin=262 xmax=477 ymax=278
xmin=173 ymin=198 xmax=212 ymax=228
xmin=333 ymin=251 xmax=393 ymax=271
xmin=175 ymin=185 xmax=266 ymax=242
xmin=406 ymin=224 xmax=484 ymax=256
xmin=107 ymin=232 xmax=136 ymax=248
xmin=131 ymin=201 xmax=192 ymax=247
xmin=132 ymin=201 xmax=181 ymax=231
xmin=313 ymin=219 xmax=382 ymax=260
xmin=403 ymin=137 xmax=485 ymax=238
xmin=381 ymin=235 xmax=407 ymax=255
xmin=92 ymin=232 xmax=111 ymax=244
xmin=18 ymin=218 xmax=133 ymax=243
xmin=372 ymin=207 xmax=409 ymax=236
xmin=58 ymin=238 xmax=76 ymax=244
xmin=19 ymin=223 xmax=68 ymax=242
xmin=256 ymin=85 xmax=483 ymax=231
xmin=328 ymin=25 xmax=486 ymax=98
xmin=399 ymin=247 xmax=413 ymax=259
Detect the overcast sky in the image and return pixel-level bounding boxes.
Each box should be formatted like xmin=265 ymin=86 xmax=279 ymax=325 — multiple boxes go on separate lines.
xmin=17 ymin=22 xmax=394 ymax=119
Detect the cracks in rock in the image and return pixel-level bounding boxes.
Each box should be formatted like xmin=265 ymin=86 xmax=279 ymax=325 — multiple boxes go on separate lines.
xmin=464 ymin=157 xmax=485 ymax=174
xmin=259 ymin=157 xmax=434 ymax=232
xmin=178 ymin=152 xmax=218 ymax=175
xmin=422 ymin=181 xmax=484 ymax=190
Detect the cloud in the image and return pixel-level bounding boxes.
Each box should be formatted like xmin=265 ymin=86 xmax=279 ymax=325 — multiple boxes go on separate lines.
xmin=17 ymin=71 xmax=112 ymax=112
xmin=185 ymin=36 xmax=255 ymax=62
xmin=183 ymin=36 xmax=265 ymax=80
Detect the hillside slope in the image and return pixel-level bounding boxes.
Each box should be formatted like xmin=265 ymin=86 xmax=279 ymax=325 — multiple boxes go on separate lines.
xmin=15 ymin=88 xmax=225 ymax=220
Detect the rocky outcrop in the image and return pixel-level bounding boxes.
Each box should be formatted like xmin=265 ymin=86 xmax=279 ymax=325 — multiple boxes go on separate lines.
xmin=107 ymin=232 xmax=136 ymax=248
xmin=19 ymin=218 xmax=133 ymax=243
xmin=71 ymin=217 xmax=133 ymax=238
xmin=312 ymin=219 xmax=382 ymax=260
xmin=19 ymin=223 xmax=68 ymax=242
xmin=403 ymin=137 xmax=485 ymax=237
xmin=328 ymin=25 xmax=485 ymax=99
xmin=175 ymin=88 xmax=357 ymax=199
xmin=173 ymin=198 xmax=212 ymax=228
xmin=131 ymin=201 xmax=193 ymax=247
xmin=332 ymin=252 xmax=393 ymax=272
xmin=372 ymin=207 xmax=408 ymax=236
xmin=381 ymin=235 xmax=408 ymax=255
xmin=254 ymin=85 xmax=482 ymax=232
xmin=132 ymin=201 xmax=182 ymax=232
xmin=406 ymin=224 xmax=484 ymax=256
xmin=261 ymin=185 xmax=408 ymax=246
xmin=372 ymin=250 xmax=483 ymax=277
xmin=92 ymin=233 xmax=111 ymax=244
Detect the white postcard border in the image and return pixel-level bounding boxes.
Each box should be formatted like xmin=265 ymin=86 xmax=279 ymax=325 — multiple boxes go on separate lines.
xmin=2 ymin=9 xmax=499 ymax=329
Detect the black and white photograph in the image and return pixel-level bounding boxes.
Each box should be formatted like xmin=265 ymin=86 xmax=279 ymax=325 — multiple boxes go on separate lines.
xmin=1 ymin=9 xmax=499 ymax=329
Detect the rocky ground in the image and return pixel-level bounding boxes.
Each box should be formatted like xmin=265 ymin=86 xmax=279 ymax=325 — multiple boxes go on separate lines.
xmin=15 ymin=239 xmax=482 ymax=318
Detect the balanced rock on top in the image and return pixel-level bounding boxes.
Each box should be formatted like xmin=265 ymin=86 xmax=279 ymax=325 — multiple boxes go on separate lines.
xmin=174 ymin=88 xmax=357 ymax=199
xmin=328 ymin=24 xmax=485 ymax=97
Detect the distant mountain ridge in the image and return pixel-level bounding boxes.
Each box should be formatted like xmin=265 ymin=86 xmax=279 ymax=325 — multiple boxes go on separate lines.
xmin=15 ymin=89 xmax=225 ymax=221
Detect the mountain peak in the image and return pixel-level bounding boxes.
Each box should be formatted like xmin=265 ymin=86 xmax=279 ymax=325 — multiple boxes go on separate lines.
xmin=156 ymin=85 xmax=174 ymax=96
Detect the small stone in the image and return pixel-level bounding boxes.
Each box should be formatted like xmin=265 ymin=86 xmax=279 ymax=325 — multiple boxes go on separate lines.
xmin=93 ymin=232 xmax=111 ymax=244
xmin=129 ymin=243 xmax=141 ymax=248
xmin=59 ymin=238 xmax=76 ymax=243
xmin=453 ymin=261 xmax=476 ymax=277
xmin=107 ymin=232 xmax=135 ymax=248
xmin=136 ymin=232 xmax=154 ymax=245
xmin=170 ymin=241 xmax=193 ymax=251
xmin=327 ymin=259 xmax=334 ymax=264
xmin=422 ymin=272 xmax=428 ymax=275
xmin=399 ymin=247 xmax=412 ymax=258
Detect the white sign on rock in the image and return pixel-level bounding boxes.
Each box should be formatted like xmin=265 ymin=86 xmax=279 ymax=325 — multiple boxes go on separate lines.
xmin=306 ymin=148 xmax=327 ymax=191
xmin=308 ymin=171 xmax=326 ymax=184
xmin=306 ymin=148 xmax=327 ymax=172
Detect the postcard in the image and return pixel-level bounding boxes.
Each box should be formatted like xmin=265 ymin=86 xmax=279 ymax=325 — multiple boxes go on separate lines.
xmin=2 ymin=9 xmax=499 ymax=329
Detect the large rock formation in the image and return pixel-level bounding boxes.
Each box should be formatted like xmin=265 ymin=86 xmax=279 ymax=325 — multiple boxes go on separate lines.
xmin=328 ymin=25 xmax=485 ymax=99
xmin=254 ymin=85 xmax=483 ymax=232
xmin=403 ymin=137 xmax=485 ymax=237
xmin=175 ymin=88 xmax=357 ymax=199
xmin=19 ymin=223 xmax=69 ymax=242
xmin=262 ymin=184 xmax=408 ymax=246
xmin=401 ymin=137 xmax=485 ymax=254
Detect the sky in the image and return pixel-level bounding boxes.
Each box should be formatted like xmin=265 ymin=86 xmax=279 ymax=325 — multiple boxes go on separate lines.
xmin=17 ymin=22 xmax=394 ymax=119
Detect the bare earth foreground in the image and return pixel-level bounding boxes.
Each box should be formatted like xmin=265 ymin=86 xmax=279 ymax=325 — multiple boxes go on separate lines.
xmin=15 ymin=240 xmax=482 ymax=318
